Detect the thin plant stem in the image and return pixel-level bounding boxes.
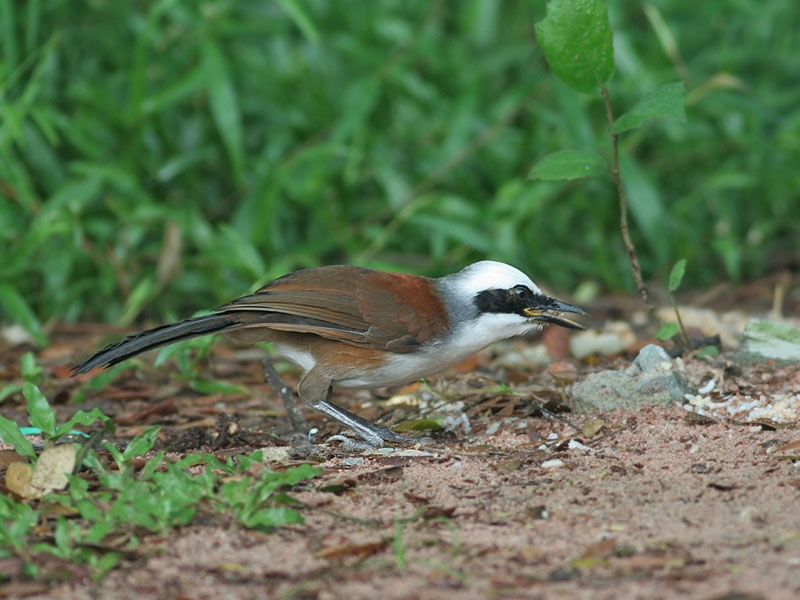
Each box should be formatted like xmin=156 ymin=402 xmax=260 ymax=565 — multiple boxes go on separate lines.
xmin=668 ymin=292 xmax=692 ymax=352
xmin=601 ymin=85 xmax=659 ymax=325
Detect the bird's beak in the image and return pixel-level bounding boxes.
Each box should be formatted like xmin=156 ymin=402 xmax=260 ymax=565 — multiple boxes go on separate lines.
xmin=524 ymin=298 xmax=589 ymax=330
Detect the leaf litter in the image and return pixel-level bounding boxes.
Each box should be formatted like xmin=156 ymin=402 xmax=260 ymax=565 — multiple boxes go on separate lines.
xmin=1 ymin=294 xmax=800 ymax=598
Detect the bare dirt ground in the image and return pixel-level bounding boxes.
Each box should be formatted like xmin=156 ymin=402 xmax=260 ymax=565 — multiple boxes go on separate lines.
xmin=55 ymin=406 xmax=800 ymax=600
xmin=2 ymin=282 xmax=800 ymax=600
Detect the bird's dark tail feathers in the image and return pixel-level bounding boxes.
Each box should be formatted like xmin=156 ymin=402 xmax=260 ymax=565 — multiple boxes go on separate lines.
xmin=71 ymin=314 xmax=237 ymax=376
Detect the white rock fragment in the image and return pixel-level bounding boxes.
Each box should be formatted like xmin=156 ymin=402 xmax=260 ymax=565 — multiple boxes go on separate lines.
xmin=541 ymin=459 xmax=565 ymax=469
xmin=698 ymin=379 xmax=716 ymax=394
xmin=568 ymin=439 xmax=592 ymax=452
xmin=494 ymin=343 xmax=553 ymax=368
xmin=442 ymin=412 xmax=472 ymax=434
xmin=569 ymin=321 xmax=636 ymax=359
xmin=1 ymin=324 xmax=31 ymax=346
xmin=683 ymin=390 xmax=800 ymax=423
xmin=485 ymin=422 xmax=502 ymax=435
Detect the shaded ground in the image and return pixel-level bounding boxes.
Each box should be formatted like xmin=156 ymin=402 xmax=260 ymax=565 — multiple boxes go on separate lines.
xmin=38 ymin=407 xmax=800 ymax=600
xmin=2 ymin=280 xmax=800 ymax=599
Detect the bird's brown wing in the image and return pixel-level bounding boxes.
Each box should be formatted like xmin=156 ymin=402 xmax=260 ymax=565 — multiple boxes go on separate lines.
xmin=216 ymin=265 xmax=450 ymax=352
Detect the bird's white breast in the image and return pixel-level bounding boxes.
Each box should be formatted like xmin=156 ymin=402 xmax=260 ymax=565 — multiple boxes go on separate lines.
xmin=334 ymin=311 xmax=539 ymax=388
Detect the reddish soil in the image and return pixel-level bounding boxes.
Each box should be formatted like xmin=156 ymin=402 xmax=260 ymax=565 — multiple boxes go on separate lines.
xmin=2 ymin=286 xmax=800 ymax=599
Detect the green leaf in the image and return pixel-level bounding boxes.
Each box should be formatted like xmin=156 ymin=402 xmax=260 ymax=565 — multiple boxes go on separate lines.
xmin=0 ymin=384 xmax=22 ymax=404
xmin=141 ymin=451 xmax=166 ymax=479
xmin=202 ymin=39 xmax=244 ymax=183
xmin=529 ymin=150 xmax=607 ymax=180
xmin=189 ymin=378 xmax=249 ymax=396
xmin=241 ymin=506 xmax=303 ymax=529
xmin=0 ymin=283 xmax=47 ymax=346
xmin=277 ymin=463 xmax=321 ymax=484
xmin=0 ymin=414 xmax=36 ymax=459
xmin=118 ymin=276 xmax=155 ymax=327
xmin=668 ymin=259 xmax=687 ymax=292
xmin=120 ymin=426 xmax=160 ymax=463
xmin=655 ymin=322 xmax=678 ymax=341
xmin=611 ymin=82 xmax=686 ymax=134
xmin=619 ymin=154 xmax=669 ymax=263
xmin=535 ymin=0 xmax=614 ymax=93
xmin=23 ymin=382 xmax=56 ymax=438
xmin=20 ymin=352 xmax=43 ymax=382
xmin=695 ymin=345 xmax=720 ymax=358
xmin=275 ymin=0 xmax=320 ymax=44
xmin=54 ymin=408 xmax=116 ymax=438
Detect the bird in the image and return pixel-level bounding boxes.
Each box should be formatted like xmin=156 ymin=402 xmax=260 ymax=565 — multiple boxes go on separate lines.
xmin=72 ymin=261 xmax=587 ymax=446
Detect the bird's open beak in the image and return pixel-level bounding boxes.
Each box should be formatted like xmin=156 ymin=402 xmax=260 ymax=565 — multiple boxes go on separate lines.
xmin=524 ymin=298 xmax=589 ymax=330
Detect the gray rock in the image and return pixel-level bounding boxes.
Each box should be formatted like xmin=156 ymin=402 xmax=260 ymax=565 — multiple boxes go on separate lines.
xmin=633 ymin=343 xmax=673 ymax=371
xmin=734 ymin=318 xmax=800 ymax=365
xmin=569 ymin=344 xmax=696 ymax=413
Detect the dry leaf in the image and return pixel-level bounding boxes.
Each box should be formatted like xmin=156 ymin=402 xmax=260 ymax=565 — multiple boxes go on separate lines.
xmin=5 ymin=462 xmax=34 ymax=497
xmin=684 ymin=411 xmax=717 ymax=425
xmin=315 ymin=540 xmax=387 ymax=561
xmin=0 ymin=449 xmax=27 ymax=468
xmin=581 ymin=418 xmax=605 ymax=438
xmin=580 ymin=537 xmax=617 ymax=559
xmin=29 ymin=444 xmax=76 ymax=498
xmin=777 ymin=439 xmax=800 ymax=453
xmin=357 ymin=466 xmax=404 ymax=484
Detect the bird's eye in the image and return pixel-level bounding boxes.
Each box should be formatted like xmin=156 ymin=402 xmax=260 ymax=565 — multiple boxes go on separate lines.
xmin=511 ymin=285 xmax=530 ymax=301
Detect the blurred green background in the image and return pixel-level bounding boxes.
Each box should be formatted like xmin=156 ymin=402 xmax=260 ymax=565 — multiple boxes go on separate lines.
xmin=1 ymin=0 xmax=798 ymax=331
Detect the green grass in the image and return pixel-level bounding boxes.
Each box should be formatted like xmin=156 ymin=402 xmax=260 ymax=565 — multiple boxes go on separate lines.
xmin=0 ymin=383 xmax=321 ymax=577
xmin=1 ymin=0 xmax=798 ymax=329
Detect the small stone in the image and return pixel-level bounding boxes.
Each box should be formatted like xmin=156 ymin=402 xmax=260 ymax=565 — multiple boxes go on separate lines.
xmin=569 ymin=321 xmax=635 ymax=359
xmin=734 ymin=318 xmax=800 ymax=365
xmin=632 ymin=344 xmax=672 ymax=371
xmin=569 ymin=344 xmax=696 ymax=413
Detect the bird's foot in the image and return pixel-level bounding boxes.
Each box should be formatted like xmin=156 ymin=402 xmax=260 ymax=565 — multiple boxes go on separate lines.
xmin=312 ymin=399 xmax=413 ymax=447
xmin=262 ymin=360 xmax=311 ymax=433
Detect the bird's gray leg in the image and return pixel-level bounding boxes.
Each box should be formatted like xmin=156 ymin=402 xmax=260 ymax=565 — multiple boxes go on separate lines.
xmin=298 ymin=370 xmax=411 ymax=446
xmin=262 ymin=360 xmax=310 ymax=433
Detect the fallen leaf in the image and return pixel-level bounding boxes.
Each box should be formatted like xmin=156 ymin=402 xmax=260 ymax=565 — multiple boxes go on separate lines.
xmin=393 ymin=419 xmax=442 ymax=433
xmin=581 ymin=418 xmax=605 ymax=438
xmin=5 ymin=462 xmax=33 ymax=497
xmin=0 ymin=449 xmax=26 ymax=468
xmin=580 ymin=537 xmax=617 ymax=559
xmin=29 ymin=444 xmax=76 ymax=498
xmin=684 ymin=411 xmax=717 ymax=425
xmin=422 ymin=506 xmax=456 ymax=520
xmin=315 ymin=540 xmax=387 ymax=561
xmin=708 ymin=480 xmax=737 ymax=491
xmin=357 ymin=466 xmax=404 ymax=484
xmin=497 ymin=458 xmax=523 ymax=472
xmin=777 ymin=439 xmax=800 ymax=453
xmin=403 ymin=491 xmax=432 ymax=504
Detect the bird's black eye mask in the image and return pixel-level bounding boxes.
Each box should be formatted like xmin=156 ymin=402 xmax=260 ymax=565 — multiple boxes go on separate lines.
xmin=475 ymin=285 xmax=588 ymax=330
xmin=474 ymin=285 xmax=547 ymax=317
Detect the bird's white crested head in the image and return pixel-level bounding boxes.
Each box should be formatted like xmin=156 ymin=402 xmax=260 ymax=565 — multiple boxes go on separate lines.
xmin=435 ymin=260 xmax=587 ymax=351
xmin=446 ymin=261 xmax=543 ymax=298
